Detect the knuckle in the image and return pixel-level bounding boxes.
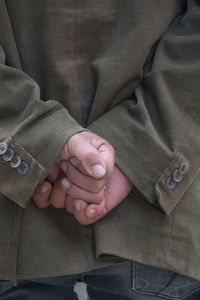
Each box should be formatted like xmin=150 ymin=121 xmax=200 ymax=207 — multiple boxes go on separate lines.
xmin=85 ymin=150 xmax=96 ymax=161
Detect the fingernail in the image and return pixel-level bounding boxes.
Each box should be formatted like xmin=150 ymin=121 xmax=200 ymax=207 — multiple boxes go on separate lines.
xmin=92 ymin=165 xmax=106 ymax=178
xmin=61 ymin=161 xmax=67 ymax=173
xmin=75 ymin=203 xmax=81 ymax=211
xmin=86 ymin=208 xmax=96 ymax=218
xmin=40 ymin=184 xmax=48 ymax=194
xmin=61 ymin=178 xmax=70 ymax=189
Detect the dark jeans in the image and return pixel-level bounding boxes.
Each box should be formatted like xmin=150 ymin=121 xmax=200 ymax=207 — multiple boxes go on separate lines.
xmin=1 ymin=262 xmax=200 ymax=299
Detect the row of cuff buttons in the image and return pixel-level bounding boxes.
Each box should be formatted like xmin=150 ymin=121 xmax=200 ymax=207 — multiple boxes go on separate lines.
xmin=166 ymin=161 xmax=189 ymax=190
xmin=0 ymin=142 xmax=29 ymax=175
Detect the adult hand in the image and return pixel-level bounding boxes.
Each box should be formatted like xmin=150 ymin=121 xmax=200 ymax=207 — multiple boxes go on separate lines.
xmin=33 ymin=164 xmax=133 ymax=225
xmin=71 ymin=165 xmax=133 ymax=225
xmin=32 ymin=131 xmax=115 ymax=208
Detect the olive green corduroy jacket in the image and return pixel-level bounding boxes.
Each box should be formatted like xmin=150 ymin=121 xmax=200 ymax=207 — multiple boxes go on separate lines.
xmin=1 ymin=0 xmax=200 ymax=281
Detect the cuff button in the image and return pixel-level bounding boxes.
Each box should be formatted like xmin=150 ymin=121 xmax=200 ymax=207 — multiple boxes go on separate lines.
xmin=173 ymin=169 xmax=183 ymax=183
xmin=10 ymin=155 xmax=21 ymax=168
xmin=0 ymin=142 xmax=8 ymax=155
xmin=17 ymin=161 xmax=29 ymax=175
xmin=166 ymin=176 xmax=176 ymax=190
xmin=179 ymin=161 xmax=189 ymax=175
xmin=2 ymin=148 xmax=14 ymax=162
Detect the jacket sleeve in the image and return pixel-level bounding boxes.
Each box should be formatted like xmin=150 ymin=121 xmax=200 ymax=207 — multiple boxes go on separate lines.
xmin=0 ymin=43 xmax=84 ymax=208
xmin=88 ymin=0 xmax=200 ymax=216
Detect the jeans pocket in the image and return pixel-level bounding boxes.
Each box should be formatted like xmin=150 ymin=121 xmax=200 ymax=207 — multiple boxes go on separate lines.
xmin=132 ymin=262 xmax=200 ymax=299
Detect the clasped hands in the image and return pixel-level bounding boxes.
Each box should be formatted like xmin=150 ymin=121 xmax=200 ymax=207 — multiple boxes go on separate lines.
xmin=33 ymin=131 xmax=133 ymax=225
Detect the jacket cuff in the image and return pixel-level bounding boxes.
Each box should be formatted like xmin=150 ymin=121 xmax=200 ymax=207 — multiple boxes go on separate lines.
xmin=0 ymin=107 xmax=85 ymax=208
xmin=155 ymin=112 xmax=199 ymax=215
xmin=88 ymin=102 xmax=197 ymax=216
xmin=0 ymin=136 xmax=44 ymax=208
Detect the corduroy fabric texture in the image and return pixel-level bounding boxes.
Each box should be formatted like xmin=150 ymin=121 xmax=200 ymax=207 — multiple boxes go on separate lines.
xmin=1 ymin=0 xmax=200 ymax=282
